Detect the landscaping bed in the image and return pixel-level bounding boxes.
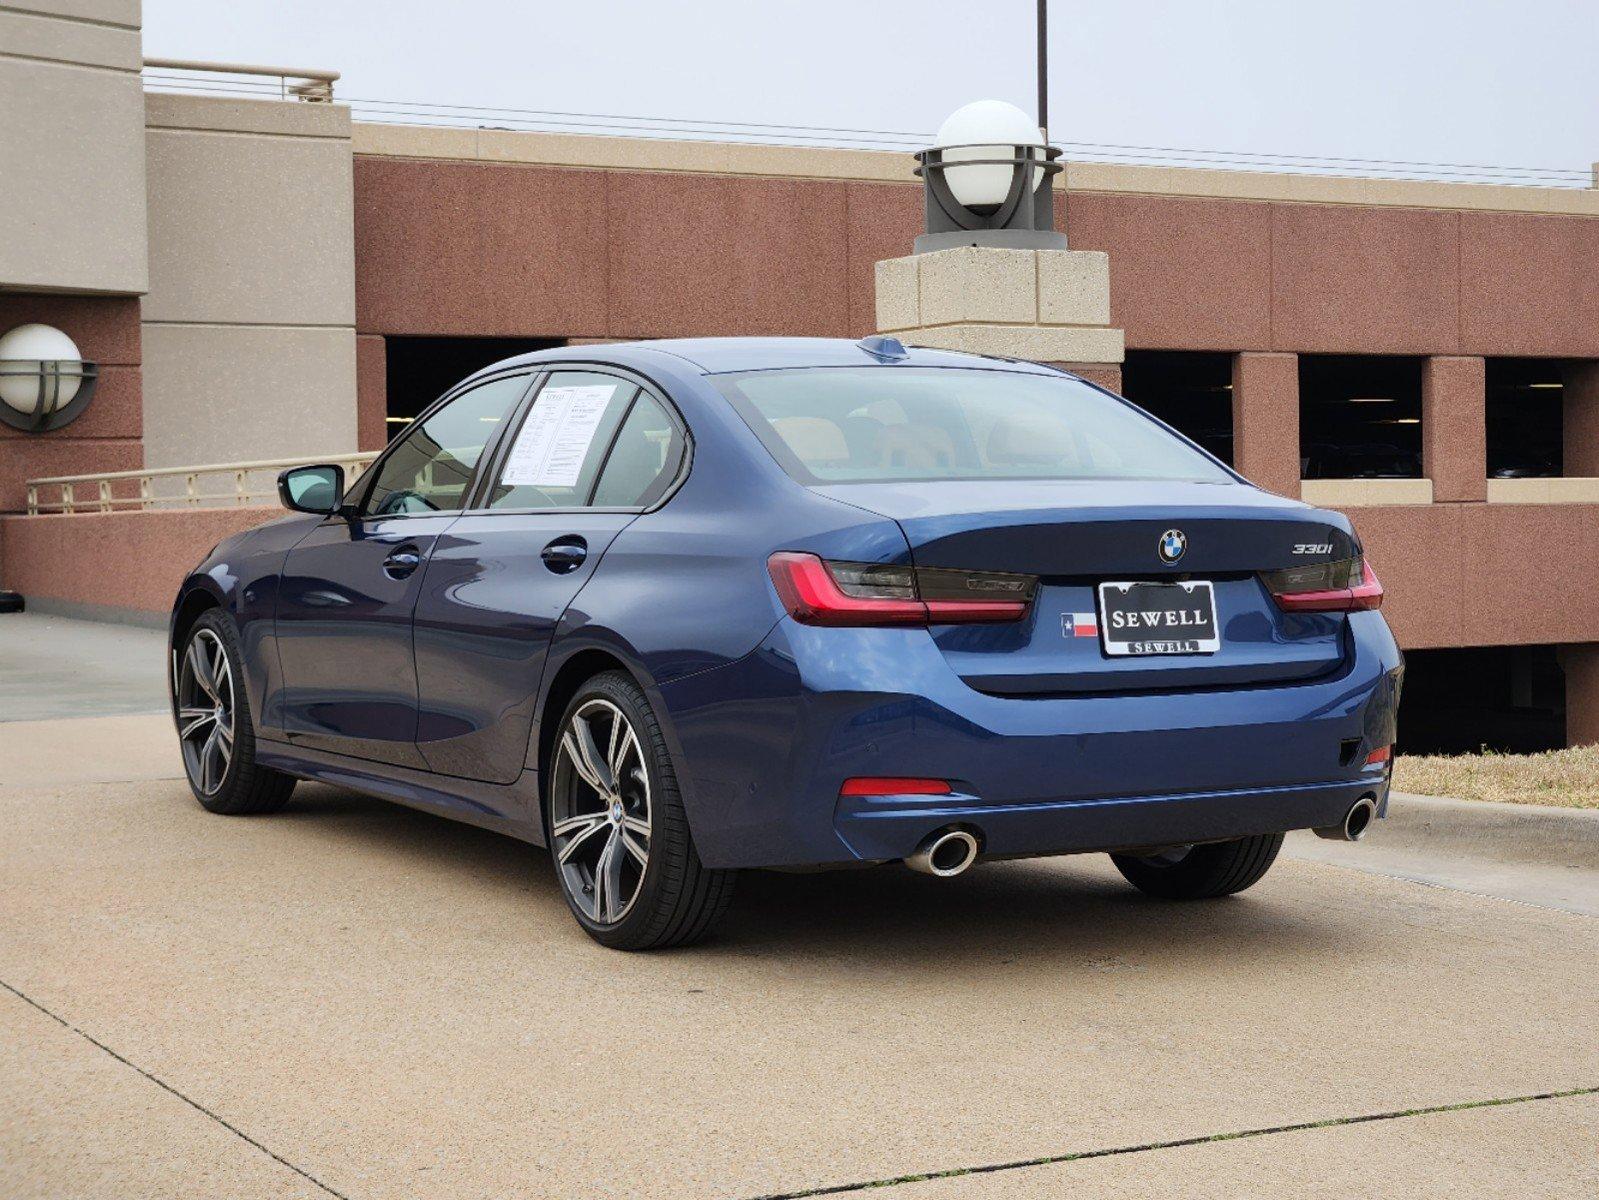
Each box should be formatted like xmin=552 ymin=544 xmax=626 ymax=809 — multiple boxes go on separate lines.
xmin=1394 ymin=745 xmax=1599 ymax=809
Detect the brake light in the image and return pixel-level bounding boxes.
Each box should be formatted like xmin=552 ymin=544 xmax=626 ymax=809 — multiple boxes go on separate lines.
xmin=839 ymin=777 xmax=952 ymax=797
xmin=767 ymin=552 xmax=1034 ymax=627
xmin=1364 ymin=745 xmax=1392 ymax=767
xmin=1263 ymin=557 xmax=1384 ymax=613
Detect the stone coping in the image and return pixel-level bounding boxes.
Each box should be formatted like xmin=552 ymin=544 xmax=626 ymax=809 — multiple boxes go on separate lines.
xmin=146 ymin=92 xmax=352 ymax=140
xmin=1486 ymin=477 xmax=1599 ymax=504
xmin=351 ymin=123 xmax=1599 ymax=216
xmin=1301 ymin=479 xmax=1436 ymax=507
xmin=1302 ymin=478 xmax=1599 ymax=506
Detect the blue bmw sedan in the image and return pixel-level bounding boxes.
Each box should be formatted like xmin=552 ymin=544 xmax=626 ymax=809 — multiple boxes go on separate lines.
xmin=169 ymin=337 xmax=1402 ymax=949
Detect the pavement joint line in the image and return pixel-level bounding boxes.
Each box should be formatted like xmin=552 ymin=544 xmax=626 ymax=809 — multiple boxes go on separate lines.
xmin=748 ymin=1086 xmax=1599 ymax=1198
xmin=0 ymin=977 xmax=352 ymax=1200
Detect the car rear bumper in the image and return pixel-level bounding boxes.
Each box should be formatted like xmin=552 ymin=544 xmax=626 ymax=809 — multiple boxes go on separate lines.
xmin=657 ymin=611 xmax=1403 ymax=870
xmin=834 ymin=777 xmax=1388 ymax=862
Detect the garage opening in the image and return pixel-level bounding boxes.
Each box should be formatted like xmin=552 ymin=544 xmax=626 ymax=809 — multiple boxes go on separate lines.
xmin=1119 ymin=351 xmax=1235 ymax=465
xmin=385 ymin=336 xmax=564 ymax=433
xmin=1299 ymin=355 xmax=1423 ymax=479
xmin=1397 ymin=646 xmax=1566 ymax=754
xmin=1486 ymin=358 xmax=1563 ymax=478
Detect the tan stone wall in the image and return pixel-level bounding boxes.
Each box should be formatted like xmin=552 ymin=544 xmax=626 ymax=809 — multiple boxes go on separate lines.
xmin=0 ymin=2 xmax=147 ymax=294
xmin=141 ymin=93 xmax=357 ymax=467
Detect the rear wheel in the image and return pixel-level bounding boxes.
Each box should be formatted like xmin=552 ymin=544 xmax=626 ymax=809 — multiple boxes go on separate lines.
xmin=1110 ymin=833 xmax=1284 ymax=899
xmin=175 ymin=610 xmax=296 ymax=815
xmin=548 ymin=671 xmax=735 ymax=950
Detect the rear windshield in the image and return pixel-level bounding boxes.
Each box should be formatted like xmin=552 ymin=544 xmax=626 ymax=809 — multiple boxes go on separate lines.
xmin=715 ymin=367 xmax=1232 ymax=485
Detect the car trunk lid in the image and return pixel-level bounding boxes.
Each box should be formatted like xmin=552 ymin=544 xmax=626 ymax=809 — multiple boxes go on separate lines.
xmin=813 ymin=479 xmax=1359 ymax=694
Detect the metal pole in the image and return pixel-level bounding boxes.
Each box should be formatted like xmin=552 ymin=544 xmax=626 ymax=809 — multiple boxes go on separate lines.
xmin=1036 ymin=0 xmax=1048 ymax=143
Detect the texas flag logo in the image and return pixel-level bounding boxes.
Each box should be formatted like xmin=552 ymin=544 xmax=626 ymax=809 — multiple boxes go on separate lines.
xmin=1063 ymin=612 xmax=1098 ymax=638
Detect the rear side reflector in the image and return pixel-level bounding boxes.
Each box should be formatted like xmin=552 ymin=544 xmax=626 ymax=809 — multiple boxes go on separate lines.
xmin=768 ymin=552 xmax=1033 ymax=627
xmin=839 ymin=777 xmax=952 ymax=797
xmin=1364 ymin=745 xmax=1392 ymax=767
xmin=1263 ymin=557 xmax=1384 ymax=613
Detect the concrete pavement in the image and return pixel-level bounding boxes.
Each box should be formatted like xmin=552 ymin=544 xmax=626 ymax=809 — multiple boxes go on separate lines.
xmin=2 ymin=714 xmax=1596 ymax=1198
xmin=2 ymin=609 xmax=1595 ymax=1197
xmin=0 ymin=612 xmax=168 ymax=723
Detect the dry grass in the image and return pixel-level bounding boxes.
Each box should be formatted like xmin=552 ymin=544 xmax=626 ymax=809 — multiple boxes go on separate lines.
xmin=1393 ymin=745 xmax=1599 ymax=809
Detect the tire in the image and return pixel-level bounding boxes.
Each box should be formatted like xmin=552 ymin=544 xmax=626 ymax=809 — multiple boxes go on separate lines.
xmin=1110 ymin=833 xmax=1284 ymax=900
xmin=174 ymin=609 xmax=296 ymax=816
xmin=546 ymin=671 xmax=735 ymax=950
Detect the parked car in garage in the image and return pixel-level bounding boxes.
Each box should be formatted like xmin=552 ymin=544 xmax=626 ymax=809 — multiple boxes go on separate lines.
xmin=170 ymin=337 xmax=1402 ymax=949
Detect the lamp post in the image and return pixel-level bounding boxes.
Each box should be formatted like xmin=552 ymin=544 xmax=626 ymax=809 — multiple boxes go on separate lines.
xmin=0 ymin=323 xmax=99 ymax=433
xmin=913 ymin=99 xmax=1066 ymax=253
xmin=1037 ymin=0 xmax=1049 ymax=146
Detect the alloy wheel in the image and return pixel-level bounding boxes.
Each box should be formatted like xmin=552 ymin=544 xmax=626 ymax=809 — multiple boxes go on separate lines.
xmin=176 ymin=628 xmax=235 ymax=795
xmin=551 ymin=698 xmax=652 ymax=926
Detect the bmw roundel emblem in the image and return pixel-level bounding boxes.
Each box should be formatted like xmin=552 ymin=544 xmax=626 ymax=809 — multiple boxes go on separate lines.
xmin=1158 ymin=529 xmax=1187 ymax=564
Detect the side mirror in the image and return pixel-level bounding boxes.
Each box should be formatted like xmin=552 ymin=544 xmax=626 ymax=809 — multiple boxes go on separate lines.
xmin=278 ymin=464 xmax=346 ymax=515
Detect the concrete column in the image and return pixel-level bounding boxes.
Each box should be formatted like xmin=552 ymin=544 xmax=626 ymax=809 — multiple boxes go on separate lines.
xmin=356 ymin=334 xmax=387 ymax=452
xmin=1563 ymin=361 xmax=1599 ymax=477
xmin=1559 ymin=644 xmax=1599 ymax=747
xmin=1422 ymin=356 xmax=1486 ymax=501
xmin=141 ymin=94 xmax=357 ymax=467
xmin=1232 ymin=352 xmax=1299 ymax=498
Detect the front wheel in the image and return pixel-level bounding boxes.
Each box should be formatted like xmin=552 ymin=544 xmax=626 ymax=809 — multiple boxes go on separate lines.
xmin=1110 ymin=833 xmax=1284 ymax=899
xmin=175 ymin=610 xmax=296 ymax=815
xmin=547 ymin=671 xmax=735 ymax=950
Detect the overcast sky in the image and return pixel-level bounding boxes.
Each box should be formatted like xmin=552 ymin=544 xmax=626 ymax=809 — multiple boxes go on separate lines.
xmin=144 ymin=0 xmax=1598 ymax=183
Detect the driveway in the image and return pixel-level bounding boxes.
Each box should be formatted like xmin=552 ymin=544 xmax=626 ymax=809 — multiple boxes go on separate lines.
xmin=2 ymin=613 xmax=1596 ymax=1198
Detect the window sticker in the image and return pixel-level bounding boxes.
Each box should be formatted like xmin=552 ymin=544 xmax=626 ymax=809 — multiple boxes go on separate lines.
xmin=501 ymin=384 xmax=617 ymax=488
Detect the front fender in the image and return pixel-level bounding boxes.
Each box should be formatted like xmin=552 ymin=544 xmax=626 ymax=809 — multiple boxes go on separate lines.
xmin=169 ymin=514 xmax=320 ymax=737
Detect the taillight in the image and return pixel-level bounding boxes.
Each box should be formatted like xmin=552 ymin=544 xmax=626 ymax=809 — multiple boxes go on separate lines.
xmin=767 ymin=552 xmax=1035 ymax=627
xmin=1262 ymin=556 xmax=1384 ymax=613
xmin=1364 ymin=745 xmax=1392 ymax=767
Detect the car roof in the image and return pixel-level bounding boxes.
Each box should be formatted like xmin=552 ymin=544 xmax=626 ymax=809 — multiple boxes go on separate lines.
xmin=464 ymin=337 xmax=1068 ymax=381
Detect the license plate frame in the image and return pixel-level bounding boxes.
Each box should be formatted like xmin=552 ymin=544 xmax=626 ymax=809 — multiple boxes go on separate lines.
xmin=1096 ymin=580 xmax=1220 ymax=657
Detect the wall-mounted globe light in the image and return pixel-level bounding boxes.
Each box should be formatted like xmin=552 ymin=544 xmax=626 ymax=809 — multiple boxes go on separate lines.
xmin=914 ymin=99 xmax=1066 ymax=254
xmin=0 ymin=323 xmax=99 ymax=433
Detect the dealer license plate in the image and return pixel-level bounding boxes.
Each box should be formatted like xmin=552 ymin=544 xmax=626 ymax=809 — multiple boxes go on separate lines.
xmin=1096 ymin=581 xmax=1220 ymax=656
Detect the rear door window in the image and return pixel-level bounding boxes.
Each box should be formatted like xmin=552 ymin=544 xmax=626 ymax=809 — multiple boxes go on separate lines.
xmin=485 ymin=372 xmax=638 ymax=510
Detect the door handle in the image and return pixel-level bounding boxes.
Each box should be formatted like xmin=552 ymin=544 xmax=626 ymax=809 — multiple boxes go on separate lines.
xmin=540 ymin=536 xmax=588 ymax=574
xmin=382 ymin=546 xmax=422 ymax=579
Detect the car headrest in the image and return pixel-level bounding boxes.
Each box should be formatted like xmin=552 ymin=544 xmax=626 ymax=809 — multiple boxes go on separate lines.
xmin=772 ymin=416 xmax=850 ymax=465
xmin=987 ymin=414 xmax=1073 ymax=466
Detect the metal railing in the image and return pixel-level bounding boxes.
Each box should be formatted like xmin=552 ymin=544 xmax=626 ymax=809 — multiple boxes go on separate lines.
xmin=25 ymin=453 xmax=379 ymax=516
xmin=142 ymin=57 xmax=340 ymax=103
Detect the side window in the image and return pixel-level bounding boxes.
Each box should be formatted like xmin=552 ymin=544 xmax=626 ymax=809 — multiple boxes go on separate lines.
xmin=486 ymin=372 xmax=637 ymax=510
xmin=592 ymin=393 xmax=684 ymax=508
xmin=362 ymin=374 xmax=530 ymax=516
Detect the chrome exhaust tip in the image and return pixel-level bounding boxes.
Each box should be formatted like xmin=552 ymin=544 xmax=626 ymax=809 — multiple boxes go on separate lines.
xmin=1314 ymin=795 xmax=1379 ymax=842
xmin=905 ymin=828 xmax=980 ymax=877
